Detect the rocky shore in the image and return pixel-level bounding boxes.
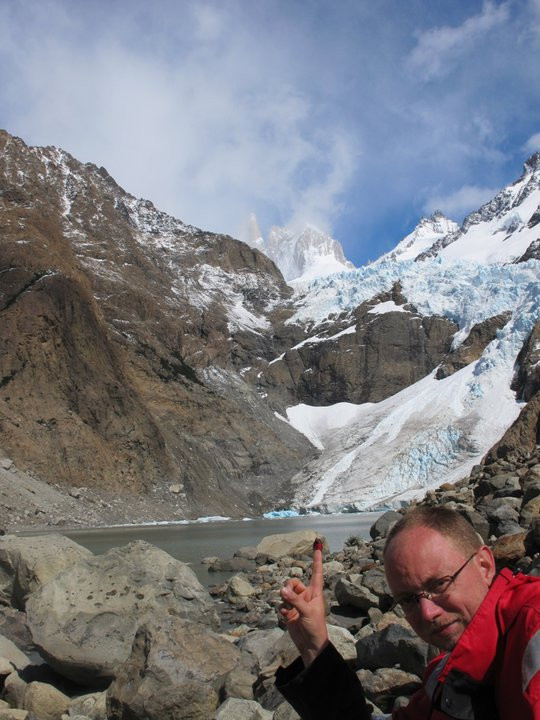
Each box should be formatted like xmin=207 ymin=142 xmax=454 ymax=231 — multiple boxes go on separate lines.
xmin=0 ymin=446 xmax=538 ymax=719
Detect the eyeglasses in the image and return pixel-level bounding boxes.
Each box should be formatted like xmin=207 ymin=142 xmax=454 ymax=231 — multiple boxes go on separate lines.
xmin=389 ymin=552 xmax=477 ymax=614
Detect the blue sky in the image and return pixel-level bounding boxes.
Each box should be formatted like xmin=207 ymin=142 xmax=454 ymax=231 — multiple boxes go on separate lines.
xmin=1 ymin=0 xmax=539 ymax=266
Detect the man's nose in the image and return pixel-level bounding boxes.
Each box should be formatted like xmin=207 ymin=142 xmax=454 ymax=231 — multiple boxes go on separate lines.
xmin=417 ymin=595 xmax=442 ymax=621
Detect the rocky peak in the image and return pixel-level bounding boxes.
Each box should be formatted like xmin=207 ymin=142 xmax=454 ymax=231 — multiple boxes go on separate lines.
xmin=265 ymin=224 xmax=354 ymax=281
xmin=376 ymin=211 xmax=459 ymax=263
xmin=524 ymin=152 xmax=540 ymax=174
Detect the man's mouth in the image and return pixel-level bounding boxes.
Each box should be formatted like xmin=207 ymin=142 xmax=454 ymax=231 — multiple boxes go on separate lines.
xmin=431 ymin=620 xmax=458 ymax=638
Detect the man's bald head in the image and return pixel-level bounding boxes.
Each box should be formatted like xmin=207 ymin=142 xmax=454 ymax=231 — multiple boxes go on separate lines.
xmin=383 ymin=506 xmax=483 ymax=560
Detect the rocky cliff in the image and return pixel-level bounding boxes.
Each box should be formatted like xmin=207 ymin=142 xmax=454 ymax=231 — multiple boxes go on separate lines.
xmin=0 ymin=130 xmax=315 ymax=521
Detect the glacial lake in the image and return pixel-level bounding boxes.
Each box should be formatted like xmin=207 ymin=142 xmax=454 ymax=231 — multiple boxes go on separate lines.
xmin=34 ymin=512 xmax=382 ymax=587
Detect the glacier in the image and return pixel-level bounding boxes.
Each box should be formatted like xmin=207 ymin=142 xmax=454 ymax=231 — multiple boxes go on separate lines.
xmin=280 ymin=258 xmax=540 ymax=512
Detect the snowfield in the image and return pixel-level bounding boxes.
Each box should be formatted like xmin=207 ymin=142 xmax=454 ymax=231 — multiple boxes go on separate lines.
xmin=278 ymin=258 xmax=540 ymax=512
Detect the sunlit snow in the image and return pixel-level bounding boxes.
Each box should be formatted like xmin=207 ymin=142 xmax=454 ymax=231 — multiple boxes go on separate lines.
xmin=283 ymin=258 xmax=540 ymax=512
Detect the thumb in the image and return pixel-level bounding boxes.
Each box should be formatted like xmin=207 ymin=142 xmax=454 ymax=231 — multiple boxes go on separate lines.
xmin=281 ymin=585 xmax=310 ymax=617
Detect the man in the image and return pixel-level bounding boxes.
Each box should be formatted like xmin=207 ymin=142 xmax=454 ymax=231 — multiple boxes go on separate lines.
xmin=275 ymin=506 xmax=540 ymax=719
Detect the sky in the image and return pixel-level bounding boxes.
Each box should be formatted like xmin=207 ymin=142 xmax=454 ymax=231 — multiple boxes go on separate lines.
xmin=1 ymin=0 xmax=539 ymax=266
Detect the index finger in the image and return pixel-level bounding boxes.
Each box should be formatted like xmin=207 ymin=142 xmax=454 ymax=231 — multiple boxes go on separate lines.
xmin=310 ymin=538 xmax=324 ymax=593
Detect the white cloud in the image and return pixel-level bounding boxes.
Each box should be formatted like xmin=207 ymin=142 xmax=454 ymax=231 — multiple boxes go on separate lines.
xmin=0 ymin=0 xmax=538 ymax=266
xmin=0 ymin=1 xmax=358 ymax=241
xmin=423 ymin=184 xmax=501 ymax=220
xmin=408 ymin=2 xmax=510 ymax=80
xmin=524 ymin=132 xmax=540 ymax=154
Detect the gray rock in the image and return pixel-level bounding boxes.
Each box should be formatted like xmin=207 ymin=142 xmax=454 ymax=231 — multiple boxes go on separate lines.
xmin=107 ymin=617 xmax=240 ymax=720
xmin=223 ymin=668 xmax=256 ymax=701
xmin=357 ymin=668 xmax=422 ymax=713
xmin=215 ymin=698 xmax=272 ymax=720
xmin=3 ymin=671 xmax=27 ymax=710
xmin=234 ymin=547 xmax=259 ymax=561
xmin=256 ymin=531 xmax=324 ymax=559
xmin=0 ymin=710 xmax=29 ymax=720
xmin=326 ymin=625 xmax=357 ymax=663
xmin=0 ymin=607 xmax=34 ymax=653
xmin=522 ymin=479 xmax=540 ymax=505
xmin=456 ymin=507 xmax=490 ymax=542
xmin=360 ymin=567 xmax=392 ymax=606
xmin=0 ymin=635 xmax=31 ymax=670
xmin=237 ymin=628 xmax=285 ymax=676
xmin=0 ymin=534 xmax=91 ymax=608
xmin=26 ymin=541 xmax=219 ymax=685
xmin=521 ymin=496 xmax=540 ymax=527
xmin=369 ymin=511 xmax=402 ymax=540
xmin=273 ymin=702 xmax=301 ymax=720
xmin=228 ymin=575 xmax=256 ymax=598
xmin=68 ymin=692 xmax=107 ymax=720
xmin=356 ymin=622 xmax=429 ymax=677
xmin=334 ymin=577 xmax=379 ymax=611
xmin=23 ymin=681 xmax=70 ymax=720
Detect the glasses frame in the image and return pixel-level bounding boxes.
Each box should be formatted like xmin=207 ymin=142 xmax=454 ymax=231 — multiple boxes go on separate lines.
xmin=389 ymin=551 xmax=478 ymax=613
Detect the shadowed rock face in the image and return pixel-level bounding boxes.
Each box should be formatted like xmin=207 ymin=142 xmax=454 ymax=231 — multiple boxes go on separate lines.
xmin=436 ymin=312 xmax=511 ymax=380
xmin=256 ymin=284 xmax=458 ymax=407
xmin=485 ymin=320 xmax=540 ymax=462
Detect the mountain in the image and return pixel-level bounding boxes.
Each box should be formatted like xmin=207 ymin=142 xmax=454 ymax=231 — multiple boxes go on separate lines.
xmin=375 ymin=211 xmax=460 ymax=263
xmin=0 ymin=129 xmax=539 ymax=527
xmin=247 ymin=221 xmax=355 ymax=282
xmin=416 ymin=152 xmax=540 ymax=263
xmin=0 ymin=130 xmax=315 ymax=524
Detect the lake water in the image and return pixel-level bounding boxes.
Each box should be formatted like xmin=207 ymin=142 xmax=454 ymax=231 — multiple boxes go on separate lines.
xmin=44 ymin=512 xmax=381 ymax=586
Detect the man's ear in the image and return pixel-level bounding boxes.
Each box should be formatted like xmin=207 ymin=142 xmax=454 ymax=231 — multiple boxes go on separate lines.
xmin=476 ymin=545 xmax=496 ymax=585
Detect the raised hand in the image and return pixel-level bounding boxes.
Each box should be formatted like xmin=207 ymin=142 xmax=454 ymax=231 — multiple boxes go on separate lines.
xmin=279 ymin=538 xmax=329 ymax=667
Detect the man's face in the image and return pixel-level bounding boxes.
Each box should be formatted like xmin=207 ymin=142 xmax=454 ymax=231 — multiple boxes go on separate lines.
xmin=384 ymin=526 xmax=495 ymax=651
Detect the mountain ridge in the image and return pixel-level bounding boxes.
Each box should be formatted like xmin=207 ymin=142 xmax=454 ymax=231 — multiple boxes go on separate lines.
xmin=0 ymin=128 xmax=539 ymax=527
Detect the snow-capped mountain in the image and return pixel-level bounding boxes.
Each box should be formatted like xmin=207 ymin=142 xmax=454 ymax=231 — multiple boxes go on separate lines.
xmin=262 ymin=154 xmax=540 ymax=512
xmin=1 ymin=128 xmax=539 ymax=524
xmin=416 ymin=153 xmax=540 ymax=264
xmin=280 ymin=259 xmax=539 ymax=511
xmin=246 ymin=219 xmax=355 ymax=282
xmin=376 ymin=211 xmax=460 ymax=263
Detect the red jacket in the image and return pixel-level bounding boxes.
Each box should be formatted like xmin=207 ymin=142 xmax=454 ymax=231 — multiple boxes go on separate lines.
xmin=399 ymin=568 xmax=540 ymax=719
xmin=276 ymin=569 xmax=540 ymax=719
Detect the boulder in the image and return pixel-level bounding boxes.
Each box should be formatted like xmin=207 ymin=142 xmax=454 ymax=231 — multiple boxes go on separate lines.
xmin=237 ymin=628 xmax=285 ymax=676
xmin=492 ymin=532 xmax=527 ymax=566
xmin=0 ymin=607 xmax=34 ymax=653
xmin=520 ymin=496 xmax=540 ymax=527
xmin=0 ymin=710 xmax=28 ymax=720
xmin=223 ymin=667 xmax=257 ymax=701
xmin=107 ymin=617 xmax=240 ymax=720
xmin=360 ymin=567 xmax=392 ymax=606
xmin=215 ymin=698 xmax=272 ymax=719
xmin=228 ymin=575 xmax=256 ymax=598
xmin=26 ymin=541 xmax=219 ymax=685
xmin=0 ymin=636 xmax=30 ymax=671
xmin=68 ymin=691 xmax=107 ymax=720
xmin=357 ymin=668 xmax=422 ymax=713
xmin=326 ymin=625 xmax=357 ymax=663
xmin=273 ymin=702 xmax=301 ymax=720
xmin=455 ymin=507 xmax=490 ymax=542
xmin=356 ymin=622 xmax=429 ymax=677
xmin=3 ymin=671 xmax=27 ymax=709
xmin=334 ymin=576 xmax=379 ymax=611
xmin=0 ymin=534 xmax=91 ymax=608
xmin=369 ymin=511 xmax=402 ymax=540
xmin=23 ymin=681 xmax=70 ymax=720
xmin=256 ymin=531 xmax=325 ymax=559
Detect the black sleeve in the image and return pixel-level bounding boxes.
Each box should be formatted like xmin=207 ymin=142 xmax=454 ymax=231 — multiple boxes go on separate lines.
xmin=275 ymin=642 xmax=372 ymax=720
